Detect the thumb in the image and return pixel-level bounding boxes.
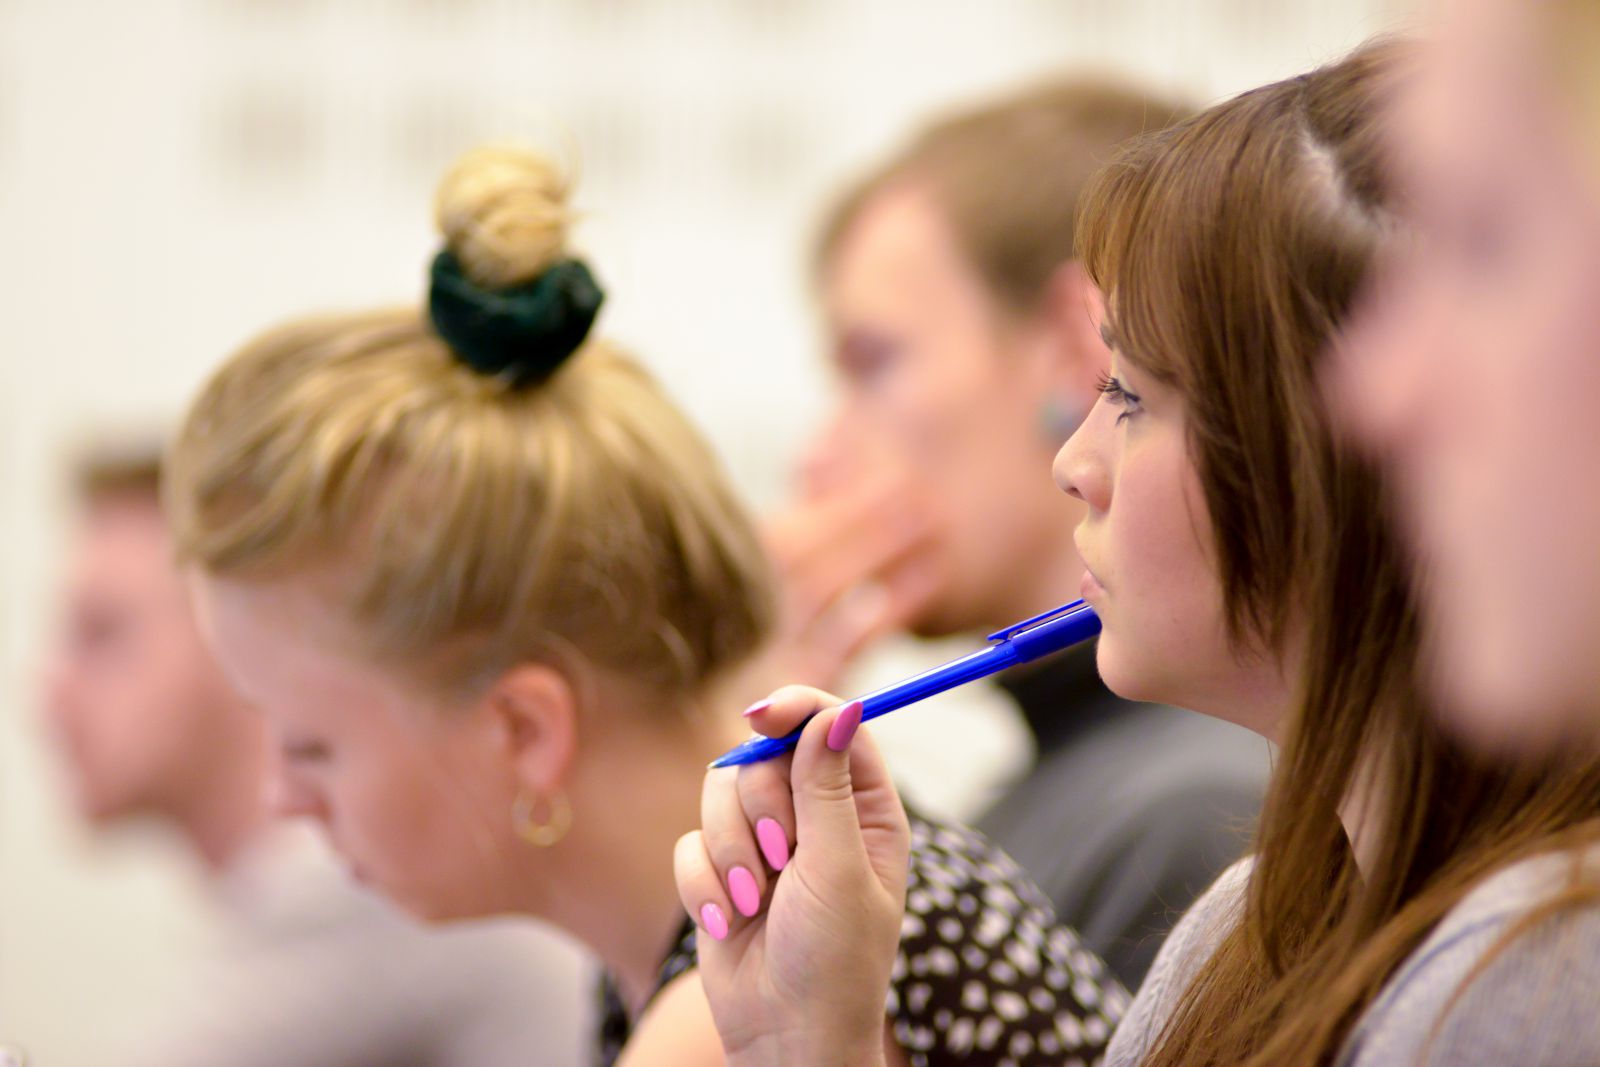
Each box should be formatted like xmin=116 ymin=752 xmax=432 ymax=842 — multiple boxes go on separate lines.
xmin=789 ymin=701 xmax=909 ymax=896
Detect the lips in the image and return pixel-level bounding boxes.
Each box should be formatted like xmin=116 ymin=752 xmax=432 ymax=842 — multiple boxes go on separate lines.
xmin=1074 ymin=534 xmax=1105 ymax=596
xmin=1079 ymin=568 xmax=1105 ymax=600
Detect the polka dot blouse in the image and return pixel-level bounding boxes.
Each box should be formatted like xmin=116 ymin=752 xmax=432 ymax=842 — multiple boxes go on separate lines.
xmin=597 ymin=809 xmax=1129 ymax=1067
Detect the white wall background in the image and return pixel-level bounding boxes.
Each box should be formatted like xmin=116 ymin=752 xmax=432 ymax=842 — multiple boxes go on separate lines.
xmin=1 ymin=1 xmax=1405 ymax=1062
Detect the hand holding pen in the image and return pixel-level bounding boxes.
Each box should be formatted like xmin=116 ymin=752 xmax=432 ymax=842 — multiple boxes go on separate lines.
xmin=674 ymin=689 xmax=908 ymax=1067
xmin=676 ymin=600 xmax=1103 ymax=1065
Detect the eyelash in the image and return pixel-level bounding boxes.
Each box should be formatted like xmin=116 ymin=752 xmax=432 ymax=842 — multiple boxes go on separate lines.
xmin=1096 ymin=372 xmax=1142 ymax=424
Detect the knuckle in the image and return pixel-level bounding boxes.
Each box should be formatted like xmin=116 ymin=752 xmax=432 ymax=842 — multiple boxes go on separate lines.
xmin=736 ymin=764 xmax=788 ymax=800
xmin=702 ymin=821 xmax=753 ymax=862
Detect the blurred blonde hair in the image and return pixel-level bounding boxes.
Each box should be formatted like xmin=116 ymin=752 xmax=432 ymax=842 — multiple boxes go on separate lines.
xmin=166 ymin=146 xmax=775 ymax=702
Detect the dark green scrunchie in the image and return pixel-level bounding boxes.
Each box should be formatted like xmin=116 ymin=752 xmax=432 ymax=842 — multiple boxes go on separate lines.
xmin=428 ymin=250 xmax=605 ymax=388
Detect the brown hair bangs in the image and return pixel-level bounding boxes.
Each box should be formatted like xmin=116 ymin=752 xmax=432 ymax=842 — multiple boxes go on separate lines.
xmin=1075 ymin=47 xmax=1398 ymax=649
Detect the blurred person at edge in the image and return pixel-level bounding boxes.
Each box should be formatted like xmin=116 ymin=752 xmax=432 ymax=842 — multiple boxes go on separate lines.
xmin=41 ymin=450 xmax=593 ymax=1067
xmin=1333 ymin=0 xmax=1600 ymax=758
xmin=764 ymin=77 xmax=1270 ymax=987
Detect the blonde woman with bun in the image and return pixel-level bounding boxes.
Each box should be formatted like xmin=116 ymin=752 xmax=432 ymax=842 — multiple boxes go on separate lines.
xmin=167 ymin=145 xmax=1127 ymax=1066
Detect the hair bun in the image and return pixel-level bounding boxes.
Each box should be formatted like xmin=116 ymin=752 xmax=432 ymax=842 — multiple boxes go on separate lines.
xmin=428 ymin=145 xmax=604 ymax=387
xmin=435 ymin=146 xmax=572 ymax=288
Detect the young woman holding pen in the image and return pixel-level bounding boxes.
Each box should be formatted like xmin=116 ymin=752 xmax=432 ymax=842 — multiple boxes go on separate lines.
xmin=770 ymin=80 xmax=1267 ymax=990
xmin=678 ymin=40 xmax=1600 ymax=1067
xmin=166 ymin=145 xmax=1125 ymax=1067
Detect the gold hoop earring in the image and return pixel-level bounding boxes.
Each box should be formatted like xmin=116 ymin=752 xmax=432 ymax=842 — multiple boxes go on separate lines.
xmin=512 ymin=788 xmax=573 ymax=848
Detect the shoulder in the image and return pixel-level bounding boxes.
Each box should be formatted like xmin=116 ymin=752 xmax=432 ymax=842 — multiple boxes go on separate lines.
xmin=1151 ymin=855 xmax=1254 ymax=980
xmin=1103 ymin=857 xmax=1254 ymax=1067
xmin=1342 ymin=849 xmax=1600 ymax=1067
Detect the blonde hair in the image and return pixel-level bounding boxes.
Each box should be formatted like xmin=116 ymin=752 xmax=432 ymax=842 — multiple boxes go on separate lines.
xmin=166 ymin=145 xmax=775 ymax=701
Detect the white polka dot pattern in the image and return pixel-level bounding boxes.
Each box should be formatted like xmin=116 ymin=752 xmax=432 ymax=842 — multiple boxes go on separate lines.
xmin=597 ymin=810 xmax=1129 ymax=1067
xmin=882 ymin=814 xmax=1129 ymax=1066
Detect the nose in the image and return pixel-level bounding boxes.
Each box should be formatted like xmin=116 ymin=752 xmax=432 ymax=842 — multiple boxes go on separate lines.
xmin=1053 ymin=401 xmax=1112 ymax=511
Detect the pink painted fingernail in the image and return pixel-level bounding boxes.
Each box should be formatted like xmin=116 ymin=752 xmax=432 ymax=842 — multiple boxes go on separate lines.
xmin=742 ymin=699 xmax=773 ymax=718
xmin=756 ymin=817 xmax=790 ymax=871
xmin=728 ymin=866 xmax=761 ymax=917
xmin=826 ymin=700 xmax=864 ymax=752
xmin=700 ymin=902 xmax=729 ymax=941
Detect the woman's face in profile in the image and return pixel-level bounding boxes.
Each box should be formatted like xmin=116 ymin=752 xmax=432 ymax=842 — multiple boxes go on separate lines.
xmin=1335 ymin=0 xmax=1600 ymax=753
xmin=1052 ymin=352 xmax=1287 ymax=739
xmin=187 ymin=572 xmax=531 ymax=921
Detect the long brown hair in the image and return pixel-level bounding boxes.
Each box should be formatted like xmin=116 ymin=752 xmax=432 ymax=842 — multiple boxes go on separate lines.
xmin=1078 ymin=41 xmax=1600 ymax=1065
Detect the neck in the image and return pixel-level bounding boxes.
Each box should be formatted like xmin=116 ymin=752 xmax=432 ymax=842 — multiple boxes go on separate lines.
xmin=540 ymin=707 xmax=749 ymax=1018
xmin=1189 ymin=623 xmax=1309 ymax=745
xmin=1337 ymin=743 xmax=1389 ymax=878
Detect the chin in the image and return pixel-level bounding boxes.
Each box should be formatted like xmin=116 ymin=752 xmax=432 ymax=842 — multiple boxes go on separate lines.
xmin=1429 ymin=679 xmax=1568 ymax=762
xmin=392 ymin=885 xmax=503 ymax=925
xmin=1094 ymin=639 xmax=1145 ymax=703
xmin=906 ymin=613 xmax=958 ymax=641
xmin=382 ymin=889 xmax=462 ymax=924
xmin=1092 ymin=638 xmax=1162 ymax=705
xmin=1426 ymin=628 xmax=1582 ymax=760
xmin=904 ymin=589 xmax=982 ymax=641
xmin=76 ymin=782 xmax=140 ymax=828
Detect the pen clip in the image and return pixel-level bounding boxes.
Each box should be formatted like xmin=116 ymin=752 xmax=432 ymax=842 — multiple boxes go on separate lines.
xmin=985 ymin=599 xmax=1089 ymax=643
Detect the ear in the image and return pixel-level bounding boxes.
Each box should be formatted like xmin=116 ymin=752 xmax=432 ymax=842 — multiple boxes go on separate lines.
xmin=484 ymin=664 xmax=580 ymax=796
xmin=1037 ymin=260 xmax=1113 ymax=401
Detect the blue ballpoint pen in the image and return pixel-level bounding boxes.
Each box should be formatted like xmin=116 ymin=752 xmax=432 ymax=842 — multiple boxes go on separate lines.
xmin=709 ymin=599 xmax=1102 ymax=769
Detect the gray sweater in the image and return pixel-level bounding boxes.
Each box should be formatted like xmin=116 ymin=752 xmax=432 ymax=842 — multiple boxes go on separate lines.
xmin=1105 ymin=852 xmax=1600 ymax=1066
